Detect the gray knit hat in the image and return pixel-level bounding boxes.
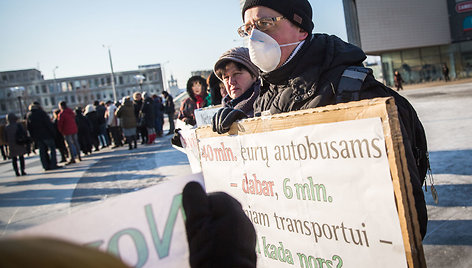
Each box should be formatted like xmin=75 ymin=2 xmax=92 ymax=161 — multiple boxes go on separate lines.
xmin=213 ymin=47 xmax=259 ymax=81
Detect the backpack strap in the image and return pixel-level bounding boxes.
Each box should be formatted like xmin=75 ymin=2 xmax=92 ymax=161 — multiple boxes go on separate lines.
xmin=336 ymin=66 xmax=372 ymax=103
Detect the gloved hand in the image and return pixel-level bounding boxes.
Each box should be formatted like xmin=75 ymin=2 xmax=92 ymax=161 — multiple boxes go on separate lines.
xmin=182 ymin=182 xmax=256 ymax=268
xmin=212 ymin=107 xmax=247 ymax=134
xmin=170 ymin=128 xmax=183 ymax=148
xmin=184 ymin=117 xmax=195 ymax=126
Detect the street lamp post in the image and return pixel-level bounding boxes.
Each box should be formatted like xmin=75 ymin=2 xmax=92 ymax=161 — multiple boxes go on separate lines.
xmin=53 ymin=66 xmax=59 ymax=93
xmin=134 ymin=74 xmax=146 ymax=92
xmin=161 ymin=61 xmax=170 ymax=93
xmin=103 ymin=45 xmax=117 ymax=103
xmin=17 ymin=96 xmax=23 ymax=118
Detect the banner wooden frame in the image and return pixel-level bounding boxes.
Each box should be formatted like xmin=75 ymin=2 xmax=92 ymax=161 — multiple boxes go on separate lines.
xmin=196 ymin=97 xmax=425 ymax=267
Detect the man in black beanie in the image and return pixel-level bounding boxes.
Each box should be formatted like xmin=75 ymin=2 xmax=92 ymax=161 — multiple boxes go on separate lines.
xmin=223 ymin=0 xmax=428 ymax=240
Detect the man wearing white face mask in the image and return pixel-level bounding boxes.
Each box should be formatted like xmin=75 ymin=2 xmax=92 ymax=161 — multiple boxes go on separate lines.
xmin=235 ymin=0 xmax=428 ymax=240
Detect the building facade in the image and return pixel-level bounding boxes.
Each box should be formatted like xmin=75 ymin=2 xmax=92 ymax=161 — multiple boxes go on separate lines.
xmin=0 ymin=66 xmax=164 ymax=117
xmin=343 ymin=0 xmax=472 ymax=86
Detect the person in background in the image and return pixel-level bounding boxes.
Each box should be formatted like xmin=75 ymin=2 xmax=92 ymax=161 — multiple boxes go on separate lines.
xmin=442 ymin=63 xmax=450 ymax=82
xmin=0 ymin=124 xmax=7 ymax=161
xmin=53 ymin=109 xmax=68 ymax=163
xmin=75 ymin=107 xmax=93 ymax=156
xmin=212 ymin=47 xmax=261 ymax=134
xmin=116 ymin=96 xmax=138 ymax=150
xmin=141 ymin=92 xmax=157 ymax=144
xmin=26 ymin=102 xmax=60 ymax=171
xmin=152 ymin=94 xmax=164 ymax=137
xmin=394 ymin=71 xmax=404 ymax=91
xmin=133 ymin=92 xmax=148 ymax=144
xmin=94 ymin=100 xmax=109 ymax=148
xmin=84 ymin=104 xmax=101 ymax=152
xmin=207 ymin=72 xmax=227 ymax=106
xmin=105 ymin=100 xmax=122 ymax=148
xmin=58 ymin=101 xmax=81 ymax=164
xmin=178 ymin=76 xmax=210 ymax=126
xmin=162 ymin=91 xmax=175 ymax=135
xmin=4 ymin=113 xmax=27 ymax=176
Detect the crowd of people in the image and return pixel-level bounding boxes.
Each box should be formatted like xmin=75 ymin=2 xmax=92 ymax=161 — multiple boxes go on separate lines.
xmin=1 ymin=91 xmax=176 ymax=175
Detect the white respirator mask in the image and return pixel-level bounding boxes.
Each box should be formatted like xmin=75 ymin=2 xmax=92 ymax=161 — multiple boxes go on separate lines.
xmin=248 ymin=29 xmax=301 ymax=72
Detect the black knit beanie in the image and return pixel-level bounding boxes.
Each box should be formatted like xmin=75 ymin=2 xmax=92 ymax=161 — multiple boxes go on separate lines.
xmin=242 ymin=0 xmax=314 ymax=34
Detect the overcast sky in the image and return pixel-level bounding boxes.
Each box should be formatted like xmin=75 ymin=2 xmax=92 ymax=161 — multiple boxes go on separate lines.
xmin=0 ymin=0 xmax=347 ymax=88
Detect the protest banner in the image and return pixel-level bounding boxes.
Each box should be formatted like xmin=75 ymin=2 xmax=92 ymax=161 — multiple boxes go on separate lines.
xmin=194 ymin=105 xmax=221 ymax=127
xmin=196 ymin=97 xmax=425 ymax=268
xmin=14 ymin=173 xmax=205 ymax=268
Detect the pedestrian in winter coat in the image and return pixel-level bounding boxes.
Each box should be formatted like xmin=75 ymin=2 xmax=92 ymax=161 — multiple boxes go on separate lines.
xmin=53 ymin=109 xmax=68 ymax=163
xmin=116 ymin=97 xmax=137 ymax=150
xmin=4 ymin=113 xmax=27 ymax=176
xmin=235 ymin=0 xmax=427 ymax=239
xmin=75 ymin=108 xmax=93 ymax=155
xmin=152 ymin=94 xmax=164 ymax=137
xmin=178 ymin=76 xmax=210 ymax=126
xmin=26 ymin=102 xmax=60 ymax=171
xmin=394 ymin=71 xmax=404 ymax=91
xmin=212 ymin=47 xmax=261 ymax=134
xmin=105 ymin=101 xmax=122 ymax=148
xmin=141 ymin=92 xmax=157 ymax=144
xmin=133 ymin=92 xmax=148 ymax=144
xmin=58 ymin=101 xmax=81 ymax=164
xmin=84 ymin=104 xmax=100 ymax=151
xmin=94 ymin=100 xmax=109 ymax=148
xmin=162 ymin=91 xmax=175 ymax=135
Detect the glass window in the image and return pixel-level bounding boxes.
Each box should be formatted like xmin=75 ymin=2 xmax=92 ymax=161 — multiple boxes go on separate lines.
xmin=119 ymin=76 xmax=123 ymax=84
xmin=402 ymin=48 xmax=420 ymax=60
xmin=41 ymin=85 xmax=47 ymax=93
xmin=35 ymin=86 xmax=40 ymax=94
xmin=0 ymin=103 xmax=5 ymax=111
xmin=71 ymin=95 xmax=76 ymax=103
xmin=50 ymin=96 xmax=55 ymax=106
xmin=106 ymin=77 xmax=111 ymax=85
xmin=421 ymin=46 xmax=440 ymax=57
xmin=44 ymin=98 xmax=49 ymax=106
xmin=460 ymin=41 xmax=472 ymax=52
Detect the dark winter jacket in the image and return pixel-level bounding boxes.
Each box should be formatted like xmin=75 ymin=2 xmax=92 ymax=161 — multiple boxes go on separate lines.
xmin=85 ymin=111 xmax=100 ymax=137
xmin=4 ymin=113 xmax=27 ymax=157
xmin=153 ymin=98 xmax=164 ymax=121
xmin=95 ymin=105 xmax=107 ymax=125
xmin=142 ymin=97 xmax=156 ymax=129
xmin=255 ymin=33 xmax=428 ymax=238
xmin=58 ymin=108 xmax=78 ymax=136
xmin=222 ymin=79 xmax=260 ymax=118
xmin=163 ymin=94 xmax=175 ymax=115
xmin=134 ymin=99 xmax=143 ymax=121
xmin=26 ymin=104 xmax=55 ymax=141
xmin=75 ymin=111 xmax=93 ymax=154
xmin=116 ymin=98 xmax=137 ymax=129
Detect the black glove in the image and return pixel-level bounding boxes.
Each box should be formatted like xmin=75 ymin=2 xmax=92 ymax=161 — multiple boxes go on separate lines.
xmin=212 ymin=107 xmax=247 ymax=134
xmin=182 ymin=182 xmax=256 ymax=268
xmin=170 ymin=128 xmax=182 ymax=148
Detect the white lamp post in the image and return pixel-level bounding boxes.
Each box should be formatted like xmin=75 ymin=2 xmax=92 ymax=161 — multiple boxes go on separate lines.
xmin=103 ymin=45 xmax=117 ymax=102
